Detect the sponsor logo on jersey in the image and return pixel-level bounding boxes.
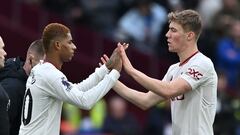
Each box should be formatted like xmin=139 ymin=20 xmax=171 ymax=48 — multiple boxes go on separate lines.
xmin=186 ymin=68 xmax=203 ymax=80
xmin=61 ymin=77 xmax=72 ymax=91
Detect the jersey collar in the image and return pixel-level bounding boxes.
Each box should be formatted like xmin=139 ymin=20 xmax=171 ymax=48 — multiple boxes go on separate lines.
xmin=179 ymin=51 xmax=199 ymax=66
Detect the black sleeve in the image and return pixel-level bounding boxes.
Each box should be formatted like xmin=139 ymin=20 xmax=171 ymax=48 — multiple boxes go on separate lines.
xmin=0 ymin=85 xmax=10 ymax=135
xmin=1 ymin=78 xmax=25 ymax=135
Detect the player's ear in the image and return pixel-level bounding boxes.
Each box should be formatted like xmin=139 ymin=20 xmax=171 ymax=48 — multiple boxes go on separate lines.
xmin=28 ymin=54 xmax=34 ymax=68
xmin=53 ymin=40 xmax=61 ymax=50
xmin=51 ymin=40 xmax=61 ymax=50
xmin=187 ymin=31 xmax=195 ymax=41
xmin=24 ymin=53 xmax=34 ymax=75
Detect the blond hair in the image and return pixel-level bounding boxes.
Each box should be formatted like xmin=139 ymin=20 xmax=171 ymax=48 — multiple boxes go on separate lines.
xmin=168 ymin=9 xmax=202 ymax=40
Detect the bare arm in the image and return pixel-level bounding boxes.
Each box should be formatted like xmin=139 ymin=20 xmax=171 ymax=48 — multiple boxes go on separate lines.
xmin=118 ymin=45 xmax=192 ymax=99
xmin=113 ymin=81 xmax=164 ymax=110
xmin=99 ymin=47 xmax=164 ymax=110
xmin=129 ymin=67 xmax=191 ymax=99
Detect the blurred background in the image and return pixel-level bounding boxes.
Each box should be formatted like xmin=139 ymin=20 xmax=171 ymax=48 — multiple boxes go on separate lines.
xmin=0 ymin=0 xmax=240 ymax=135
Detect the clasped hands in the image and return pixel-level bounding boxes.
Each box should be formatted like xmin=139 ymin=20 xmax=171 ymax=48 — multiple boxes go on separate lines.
xmin=100 ymin=42 xmax=133 ymax=74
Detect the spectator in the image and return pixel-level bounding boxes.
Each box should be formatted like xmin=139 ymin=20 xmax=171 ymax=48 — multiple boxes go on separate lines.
xmin=80 ymin=0 xmax=120 ymax=37
xmin=216 ymin=19 xmax=240 ymax=91
xmin=42 ymin=0 xmax=85 ymax=24
xmin=144 ymin=103 xmax=171 ymax=135
xmin=197 ymin=0 xmax=222 ymax=27
xmin=214 ymin=72 xmax=238 ymax=135
xmin=102 ymin=96 xmax=140 ymax=135
xmin=212 ymin=0 xmax=240 ymax=38
xmin=115 ymin=0 xmax=167 ymax=55
xmin=78 ymin=99 xmax=107 ymax=134
xmin=61 ymin=103 xmax=82 ymax=135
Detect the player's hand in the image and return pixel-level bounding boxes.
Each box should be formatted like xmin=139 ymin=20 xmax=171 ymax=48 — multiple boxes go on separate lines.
xmin=105 ymin=42 xmax=128 ymax=72
xmin=105 ymin=49 xmax=120 ymax=71
xmin=118 ymin=43 xmax=134 ymax=75
xmin=109 ymin=51 xmax=122 ymax=72
xmin=99 ymin=53 xmax=122 ymax=72
xmin=99 ymin=54 xmax=109 ymax=67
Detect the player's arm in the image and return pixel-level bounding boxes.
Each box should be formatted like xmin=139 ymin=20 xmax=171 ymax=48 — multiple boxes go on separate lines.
xmin=50 ymin=69 xmax=120 ymax=110
xmin=113 ymin=81 xmax=165 ymax=110
xmin=73 ymin=42 xmax=127 ymax=92
xmin=48 ymin=45 xmax=124 ymax=110
xmin=73 ymin=64 xmax=110 ymax=92
xmin=118 ymin=45 xmax=192 ymax=98
xmin=99 ymin=51 xmax=165 ymax=110
xmin=129 ymin=68 xmax=191 ymax=99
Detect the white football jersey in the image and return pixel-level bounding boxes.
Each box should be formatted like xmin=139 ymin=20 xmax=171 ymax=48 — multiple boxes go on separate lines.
xmin=19 ymin=62 xmax=120 ymax=135
xmin=163 ymin=52 xmax=217 ymax=135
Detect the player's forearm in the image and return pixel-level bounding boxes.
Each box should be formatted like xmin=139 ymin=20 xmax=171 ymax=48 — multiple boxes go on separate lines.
xmin=78 ymin=69 xmax=120 ymax=110
xmin=113 ymin=81 xmax=154 ymax=110
xmin=75 ymin=64 xmax=109 ymax=92
xmin=129 ymin=68 xmax=173 ymax=99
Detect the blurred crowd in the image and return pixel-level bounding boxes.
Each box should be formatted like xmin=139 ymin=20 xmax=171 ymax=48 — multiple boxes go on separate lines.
xmin=5 ymin=0 xmax=240 ymax=134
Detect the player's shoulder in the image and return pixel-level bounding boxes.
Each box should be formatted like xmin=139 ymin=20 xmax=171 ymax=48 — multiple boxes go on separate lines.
xmin=32 ymin=62 xmax=64 ymax=78
xmin=32 ymin=62 xmax=52 ymax=71
xmin=188 ymin=53 xmax=215 ymax=72
xmin=190 ymin=53 xmax=215 ymax=70
xmin=168 ymin=62 xmax=179 ymax=70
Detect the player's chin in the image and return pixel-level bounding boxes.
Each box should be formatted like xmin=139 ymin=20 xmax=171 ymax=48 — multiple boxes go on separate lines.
xmin=64 ymin=57 xmax=73 ymax=62
xmin=168 ymin=47 xmax=173 ymax=52
xmin=0 ymin=62 xmax=4 ymax=69
xmin=68 ymin=57 xmax=73 ymax=61
xmin=168 ymin=46 xmax=177 ymax=53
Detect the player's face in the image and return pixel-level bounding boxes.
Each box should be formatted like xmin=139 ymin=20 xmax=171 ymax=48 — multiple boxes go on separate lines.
xmin=59 ymin=33 xmax=77 ymax=62
xmin=0 ymin=37 xmax=7 ymax=69
xmin=166 ymin=22 xmax=188 ymax=53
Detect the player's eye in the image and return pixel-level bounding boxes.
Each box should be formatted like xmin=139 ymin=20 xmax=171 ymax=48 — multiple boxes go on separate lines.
xmin=171 ymin=28 xmax=177 ymax=32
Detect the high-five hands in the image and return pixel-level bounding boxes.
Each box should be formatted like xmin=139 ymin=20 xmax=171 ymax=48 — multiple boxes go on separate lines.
xmin=117 ymin=43 xmax=134 ymax=75
xmin=100 ymin=42 xmax=129 ymax=72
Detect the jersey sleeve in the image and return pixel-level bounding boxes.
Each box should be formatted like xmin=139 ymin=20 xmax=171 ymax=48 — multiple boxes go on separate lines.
xmin=162 ymin=64 xmax=176 ymax=82
xmin=73 ymin=65 xmax=109 ymax=92
xmin=48 ymin=69 xmax=120 ymax=110
xmin=180 ymin=63 xmax=210 ymax=91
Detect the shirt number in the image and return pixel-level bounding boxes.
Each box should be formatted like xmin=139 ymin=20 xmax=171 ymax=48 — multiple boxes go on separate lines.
xmin=22 ymin=88 xmax=33 ymax=125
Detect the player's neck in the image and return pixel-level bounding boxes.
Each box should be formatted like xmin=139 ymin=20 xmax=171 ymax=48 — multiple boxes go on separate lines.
xmin=178 ymin=44 xmax=198 ymax=65
xmin=44 ymin=56 xmax=63 ymax=70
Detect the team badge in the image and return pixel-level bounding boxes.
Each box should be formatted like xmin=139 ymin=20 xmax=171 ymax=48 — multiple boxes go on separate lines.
xmin=61 ymin=77 xmax=72 ymax=91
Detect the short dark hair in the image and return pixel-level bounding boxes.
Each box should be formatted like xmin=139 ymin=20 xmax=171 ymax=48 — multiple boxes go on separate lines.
xmin=28 ymin=39 xmax=45 ymax=57
xmin=168 ymin=9 xmax=202 ymax=40
xmin=42 ymin=23 xmax=70 ymax=52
